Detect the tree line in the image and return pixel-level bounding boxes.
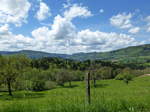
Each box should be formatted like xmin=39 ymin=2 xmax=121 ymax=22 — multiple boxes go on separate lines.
xmin=0 ymin=55 xmax=150 ymax=96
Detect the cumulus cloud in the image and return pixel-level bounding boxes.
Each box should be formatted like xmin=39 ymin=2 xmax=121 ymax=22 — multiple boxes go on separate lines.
xmin=110 ymin=12 xmax=141 ymax=34
xmin=0 ymin=0 xmax=31 ymax=26
xmin=64 ymin=4 xmax=92 ymax=20
xmin=35 ymin=2 xmax=51 ymax=21
xmin=110 ymin=13 xmax=133 ymax=29
xmin=0 ymin=4 xmax=143 ymax=54
xmin=0 ymin=24 xmax=10 ymax=35
xmin=30 ymin=27 xmax=141 ymax=54
xmin=0 ymin=26 xmax=33 ymax=51
xmin=74 ymin=29 xmax=140 ymax=52
xmin=50 ymin=15 xmax=76 ymax=40
xmin=29 ymin=8 xmax=142 ymax=53
xmin=128 ymin=27 xmax=140 ymax=34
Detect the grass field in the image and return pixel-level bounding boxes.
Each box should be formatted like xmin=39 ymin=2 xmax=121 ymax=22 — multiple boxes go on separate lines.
xmin=0 ymin=76 xmax=150 ymax=112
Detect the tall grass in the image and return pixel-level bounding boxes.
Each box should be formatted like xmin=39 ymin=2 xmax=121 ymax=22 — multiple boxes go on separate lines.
xmin=0 ymin=76 xmax=150 ymax=112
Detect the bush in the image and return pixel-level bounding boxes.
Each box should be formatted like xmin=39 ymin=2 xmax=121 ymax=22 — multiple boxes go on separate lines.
xmin=115 ymin=74 xmax=125 ymax=80
xmin=55 ymin=69 xmax=71 ymax=86
xmin=115 ymin=72 xmax=134 ymax=85
xmin=13 ymin=79 xmax=32 ymax=91
xmin=32 ymin=80 xmax=45 ymax=91
xmin=123 ymin=73 xmax=133 ymax=84
xmin=45 ymin=81 xmax=56 ymax=90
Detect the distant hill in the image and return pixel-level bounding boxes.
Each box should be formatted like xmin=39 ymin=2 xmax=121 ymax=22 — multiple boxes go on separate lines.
xmin=70 ymin=44 xmax=150 ymax=61
xmin=0 ymin=50 xmax=69 ymax=59
xmin=0 ymin=44 xmax=150 ymax=62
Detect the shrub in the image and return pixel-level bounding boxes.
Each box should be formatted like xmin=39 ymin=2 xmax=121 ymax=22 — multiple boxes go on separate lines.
xmin=123 ymin=73 xmax=133 ymax=84
xmin=32 ymin=80 xmax=45 ymax=91
xmin=115 ymin=74 xmax=125 ymax=80
xmin=115 ymin=72 xmax=134 ymax=84
xmin=55 ymin=69 xmax=72 ymax=86
xmin=45 ymin=81 xmax=56 ymax=90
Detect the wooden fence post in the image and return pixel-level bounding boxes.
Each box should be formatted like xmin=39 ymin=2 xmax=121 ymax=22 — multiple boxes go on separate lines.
xmin=86 ymin=71 xmax=91 ymax=104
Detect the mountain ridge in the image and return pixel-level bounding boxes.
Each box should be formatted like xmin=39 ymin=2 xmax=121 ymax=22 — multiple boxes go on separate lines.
xmin=0 ymin=44 xmax=150 ymax=62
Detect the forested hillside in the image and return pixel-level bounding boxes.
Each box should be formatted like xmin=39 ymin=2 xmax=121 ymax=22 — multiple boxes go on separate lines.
xmin=0 ymin=44 xmax=150 ymax=63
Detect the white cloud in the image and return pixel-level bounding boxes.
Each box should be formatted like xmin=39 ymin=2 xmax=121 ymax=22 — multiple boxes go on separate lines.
xmin=73 ymin=29 xmax=140 ymax=52
xmin=51 ymin=15 xmax=76 ymax=40
xmin=0 ymin=4 xmax=143 ymax=54
xmin=0 ymin=29 xmax=33 ymax=51
xmin=0 ymin=24 xmax=9 ymax=35
xmin=99 ymin=9 xmax=104 ymax=13
xmin=110 ymin=12 xmax=141 ymax=34
xmin=110 ymin=13 xmax=133 ymax=29
xmin=32 ymin=27 xmax=51 ymax=41
xmin=64 ymin=4 xmax=92 ymax=20
xmin=36 ymin=2 xmax=51 ymax=21
xmin=0 ymin=0 xmax=31 ymax=26
xmin=30 ymin=5 xmax=142 ymax=53
xmin=29 ymin=27 xmax=141 ymax=54
xmin=128 ymin=27 xmax=140 ymax=34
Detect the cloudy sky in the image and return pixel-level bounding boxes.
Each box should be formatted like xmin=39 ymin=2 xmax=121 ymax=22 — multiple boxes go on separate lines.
xmin=0 ymin=0 xmax=150 ymax=54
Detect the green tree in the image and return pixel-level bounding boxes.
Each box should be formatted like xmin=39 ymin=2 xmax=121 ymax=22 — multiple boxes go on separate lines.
xmin=115 ymin=68 xmax=134 ymax=85
xmin=55 ymin=69 xmax=74 ymax=87
xmin=0 ymin=55 xmax=30 ymax=96
xmin=123 ymin=73 xmax=133 ymax=84
xmin=24 ymin=68 xmax=47 ymax=91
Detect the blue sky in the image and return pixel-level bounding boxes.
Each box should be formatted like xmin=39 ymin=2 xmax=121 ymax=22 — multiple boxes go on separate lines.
xmin=0 ymin=0 xmax=150 ymax=54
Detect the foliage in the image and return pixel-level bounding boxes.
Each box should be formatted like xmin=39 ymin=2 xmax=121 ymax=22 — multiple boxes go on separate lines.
xmin=0 ymin=55 xmax=30 ymax=95
xmin=115 ymin=74 xmax=125 ymax=80
xmin=32 ymin=80 xmax=45 ymax=91
xmin=115 ymin=68 xmax=134 ymax=84
xmin=0 ymin=77 xmax=150 ymax=112
xmin=44 ymin=81 xmax=56 ymax=90
xmin=55 ymin=69 xmax=74 ymax=86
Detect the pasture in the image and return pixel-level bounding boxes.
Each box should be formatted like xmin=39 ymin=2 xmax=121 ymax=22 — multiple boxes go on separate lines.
xmin=0 ymin=76 xmax=150 ymax=112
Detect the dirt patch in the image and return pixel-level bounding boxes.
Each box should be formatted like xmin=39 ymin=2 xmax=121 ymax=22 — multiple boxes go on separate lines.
xmin=141 ymin=74 xmax=150 ymax=77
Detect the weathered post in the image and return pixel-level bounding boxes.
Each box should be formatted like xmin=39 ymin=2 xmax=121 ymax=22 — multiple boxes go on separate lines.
xmin=86 ymin=71 xmax=91 ymax=104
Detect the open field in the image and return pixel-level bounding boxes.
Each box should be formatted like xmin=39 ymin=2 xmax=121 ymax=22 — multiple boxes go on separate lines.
xmin=0 ymin=76 xmax=150 ymax=112
xmin=0 ymin=0 xmax=150 ymax=112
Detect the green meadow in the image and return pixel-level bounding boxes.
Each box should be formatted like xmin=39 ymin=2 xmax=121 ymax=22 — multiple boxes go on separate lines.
xmin=0 ymin=76 xmax=150 ymax=112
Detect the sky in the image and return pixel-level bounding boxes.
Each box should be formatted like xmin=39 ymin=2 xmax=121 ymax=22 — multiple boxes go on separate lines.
xmin=0 ymin=0 xmax=150 ymax=54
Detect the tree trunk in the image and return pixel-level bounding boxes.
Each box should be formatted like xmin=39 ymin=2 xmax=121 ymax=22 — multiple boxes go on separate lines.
xmin=93 ymin=78 xmax=96 ymax=87
xmin=86 ymin=72 xmax=91 ymax=104
xmin=7 ymin=81 xmax=12 ymax=96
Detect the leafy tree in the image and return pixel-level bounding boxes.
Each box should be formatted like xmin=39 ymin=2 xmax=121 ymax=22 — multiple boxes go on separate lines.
xmin=123 ymin=73 xmax=133 ymax=84
xmin=91 ymin=69 xmax=104 ymax=87
xmin=99 ymin=67 xmax=113 ymax=79
xmin=24 ymin=68 xmax=46 ymax=91
xmin=55 ymin=69 xmax=74 ymax=87
xmin=32 ymin=80 xmax=45 ymax=91
xmin=115 ymin=68 xmax=134 ymax=85
xmin=0 ymin=55 xmax=30 ymax=96
xmin=55 ymin=69 xmax=66 ymax=86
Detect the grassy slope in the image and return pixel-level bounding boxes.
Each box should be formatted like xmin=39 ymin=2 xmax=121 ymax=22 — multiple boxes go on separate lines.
xmin=70 ymin=44 xmax=150 ymax=61
xmin=1 ymin=44 xmax=150 ymax=61
xmin=0 ymin=76 xmax=150 ymax=112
